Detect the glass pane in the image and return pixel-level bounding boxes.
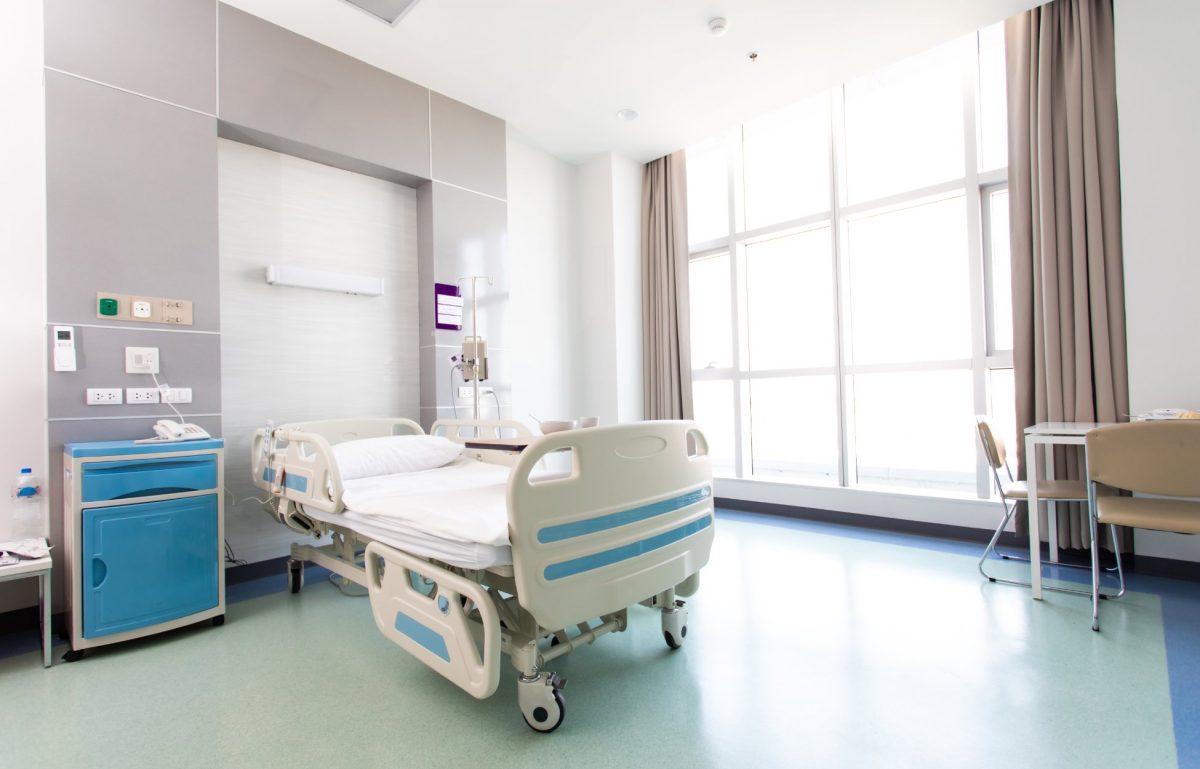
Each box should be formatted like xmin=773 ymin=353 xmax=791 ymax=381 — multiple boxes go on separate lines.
xmin=977 ymin=23 xmax=1008 ymax=172
xmin=988 ymin=188 xmax=1013 ymax=352
xmin=688 ymin=253 xmax=733 ymax=370
xmin=686 ymin=139 xmax=730 ymax=247
xmin=987 ymin=367 xmax=1017 ymax=487
xmin=692 ymin=379 xmax=737 ymax=476
xmin=743 ymin=95 xmax=831 ymax=229
xmin=749 ymin=376 xmax=839 ymax=483
xmin=851 ymin=369 xmax=976 ymax=492
xmin=745 ymin=228 xmax=835 ymax=371
xmin=844 ymin=195 xmax=971 ymax=364
xmin=843 ymin=36 xmax=971 ymax=204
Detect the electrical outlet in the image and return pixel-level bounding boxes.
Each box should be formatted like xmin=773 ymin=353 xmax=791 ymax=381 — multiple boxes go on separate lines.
xmin=457 ymin=386 xmax=473 ymax=399
xmin=126 ymin=387 xmax=160 ymax=404
xmin=162 ymin=387 xmax=192 ymax=404
xmin=86 ymin=388 xmax=123 ymax=405
xmin=124 ymin=346 xmax=159 ymax=374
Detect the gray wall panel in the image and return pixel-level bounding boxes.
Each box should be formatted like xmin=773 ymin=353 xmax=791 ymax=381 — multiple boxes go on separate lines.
xmin=45 ymin=72 xmax=219 ymax=330
xmin=47 ymin=326 xmax=222 ymax=420
xmin=430 ymin=92 xmax=507 ymax=199
xmin=45 ymin=415 xmax=224 ymax=609
xmin=218 ymin=5 xmax=430 ymax=179
xmin=44 ymin=0 xmax=216 ymax=114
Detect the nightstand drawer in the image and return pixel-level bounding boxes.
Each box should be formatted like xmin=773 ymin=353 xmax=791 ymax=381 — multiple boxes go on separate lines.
xmin=81 ymin=454 xmax=217 ymax=502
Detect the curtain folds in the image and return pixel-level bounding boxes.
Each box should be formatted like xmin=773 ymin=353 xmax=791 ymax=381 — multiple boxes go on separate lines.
xmin=1005 ymin=0 xmax=1129 ymax=548
xmin=641 ymin=151 xmax=694 ymax=420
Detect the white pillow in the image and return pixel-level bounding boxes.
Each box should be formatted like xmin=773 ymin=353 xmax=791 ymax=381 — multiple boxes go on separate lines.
xmin=332 ymin=435 xmax=463 ymax=480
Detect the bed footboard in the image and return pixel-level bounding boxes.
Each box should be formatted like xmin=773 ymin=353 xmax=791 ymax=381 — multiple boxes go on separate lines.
xmin=365 ymin=542 xmax=502 ymax=699
xmin=507 ymin=421 xmax=714 ymax=632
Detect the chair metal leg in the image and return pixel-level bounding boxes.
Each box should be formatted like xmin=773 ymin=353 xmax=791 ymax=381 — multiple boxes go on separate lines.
xmin=1109 ymin=524 xmax=1126 ymax=599
xmin=1089 ymin=486 xmax=1101 ymax=632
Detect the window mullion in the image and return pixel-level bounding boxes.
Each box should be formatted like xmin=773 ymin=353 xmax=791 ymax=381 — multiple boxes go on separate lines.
xmin=829 ymin=86 xmax=852 ymax=489
xmin=963 ymin=32 xmax=990 ymax=500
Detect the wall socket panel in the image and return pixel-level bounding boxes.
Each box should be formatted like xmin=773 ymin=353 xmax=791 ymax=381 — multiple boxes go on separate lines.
xmin=162 ymin=387 xmax=192 ymax=404
xmin=86 ymin=388 xmax=123 ymax=405
xmin=457 ymin=386 xmax=494 ymax=399
xmin=96 ymin=292 xmax=194 ymax=326
xmin=126 ymin=387 xmax=160 ymax=404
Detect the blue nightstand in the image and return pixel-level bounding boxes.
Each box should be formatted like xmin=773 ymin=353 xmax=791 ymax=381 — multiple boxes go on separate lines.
xmin=61 ymin=439 xmax=225 ymax=661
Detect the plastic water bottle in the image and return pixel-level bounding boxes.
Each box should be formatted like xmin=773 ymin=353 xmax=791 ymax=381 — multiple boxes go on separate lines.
xmin=11 ymin=468 xmax=44 ymax=541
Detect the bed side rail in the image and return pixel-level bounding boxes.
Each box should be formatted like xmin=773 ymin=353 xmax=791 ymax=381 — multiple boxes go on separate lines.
xmin=251 ymin=427 xmax=342 ymax=513
xmin=507 ymin=421 xmax=714 ymax=631
xmin=430 ymin=418 xmax=533 ymax=441
xmin=365 ymin=542 xmax=502 ymax=700
xmin=251 ymin=418 xmax=424 ymax=514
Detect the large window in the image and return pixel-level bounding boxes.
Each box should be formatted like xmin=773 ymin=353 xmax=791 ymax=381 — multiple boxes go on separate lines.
xmin=687 ymin=26 xmax=1013 ymax=499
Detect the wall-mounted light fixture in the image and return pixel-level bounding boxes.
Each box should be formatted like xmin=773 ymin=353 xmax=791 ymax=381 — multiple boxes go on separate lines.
xmin=265 ymin=265 xmax=385 ymax=296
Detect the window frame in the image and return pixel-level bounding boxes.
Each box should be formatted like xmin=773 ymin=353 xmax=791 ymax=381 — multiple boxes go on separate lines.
xmin=686 ymin=27 xmax=1012 ymax=501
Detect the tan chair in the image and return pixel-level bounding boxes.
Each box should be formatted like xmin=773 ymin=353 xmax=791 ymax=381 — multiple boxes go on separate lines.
xmin=975 ymin=415 xmax=1123 ymax=594
xmin=1086 ymin=421 xmax=1200 ymax=631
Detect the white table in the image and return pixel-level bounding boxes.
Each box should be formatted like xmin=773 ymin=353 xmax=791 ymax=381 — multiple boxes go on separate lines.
xmin=1024 ymin=422 xmax=1116 ymax=600
xmin=0 ymin=554 xmax=52 ymax=667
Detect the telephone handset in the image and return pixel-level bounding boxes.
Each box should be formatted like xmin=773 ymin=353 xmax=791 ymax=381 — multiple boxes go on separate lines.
xmin=134 ymin=419 xmax=211 ymax=444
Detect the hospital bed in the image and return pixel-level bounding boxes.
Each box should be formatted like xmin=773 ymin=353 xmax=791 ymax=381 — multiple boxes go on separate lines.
xmin=251 ymin=417 xmax=714 ymax=732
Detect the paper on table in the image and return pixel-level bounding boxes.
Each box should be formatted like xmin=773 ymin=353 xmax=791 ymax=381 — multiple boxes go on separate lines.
xmin=0 ymin=538 xmax=51 ymax=560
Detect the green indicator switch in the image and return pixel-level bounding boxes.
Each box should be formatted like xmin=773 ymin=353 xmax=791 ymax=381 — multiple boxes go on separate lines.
xmin=98 ymin=297 xmax=119 ymax=317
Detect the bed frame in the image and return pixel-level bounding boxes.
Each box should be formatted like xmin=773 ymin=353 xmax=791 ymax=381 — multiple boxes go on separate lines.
xmin=251 ymin=417 xmax=714 ymax=732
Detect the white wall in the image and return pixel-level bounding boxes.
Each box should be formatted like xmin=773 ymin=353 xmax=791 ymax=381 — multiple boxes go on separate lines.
xmin=574 ymin=152 xmax=644 ymax=424
xmin=0 ymin=1 xmax=48 ymax=610
xmin=1114 ymin=0 xmax=1200 ymax=561
xmin=611 ymin=154 xmax=644 ymax=423
xmin=218 ymin=139 xmax=419 ymax=563
xmin=576 ymin=155 xmax=619 ymax=423
xmin=506 ymin=130 xmax=583 ymax=424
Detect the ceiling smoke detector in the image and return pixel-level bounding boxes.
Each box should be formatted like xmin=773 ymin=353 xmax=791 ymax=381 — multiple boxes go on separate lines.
xmin=341 ymin=0 xmax=422 ymax=25
xmin=709 ymin=17 xmax=728 ymax=37
xmin=616 ymin=108 xmax=640 ymax=122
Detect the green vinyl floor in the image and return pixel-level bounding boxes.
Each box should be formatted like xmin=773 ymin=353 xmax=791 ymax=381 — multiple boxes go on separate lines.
xmin=0 ymin=511 xmax=1178 ymax=769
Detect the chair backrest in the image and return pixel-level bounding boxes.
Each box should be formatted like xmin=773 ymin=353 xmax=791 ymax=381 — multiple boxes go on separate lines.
xmin=975 ymin=415 xmax=1007 ymax=470
xmin=1086 ymin=421 xmax=1200 ymax=497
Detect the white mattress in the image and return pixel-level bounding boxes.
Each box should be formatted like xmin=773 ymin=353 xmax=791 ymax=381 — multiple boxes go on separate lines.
xmin=302 ymin=457 xmax=515 ymax=569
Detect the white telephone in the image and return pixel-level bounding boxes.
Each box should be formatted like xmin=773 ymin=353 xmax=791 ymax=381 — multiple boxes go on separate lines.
xmin=134 ymin=419 xmax=211 ymax=444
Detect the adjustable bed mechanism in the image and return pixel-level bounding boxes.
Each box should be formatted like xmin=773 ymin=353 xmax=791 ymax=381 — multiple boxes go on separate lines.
xmin=252 ymin=417 xmax=713 ymax=733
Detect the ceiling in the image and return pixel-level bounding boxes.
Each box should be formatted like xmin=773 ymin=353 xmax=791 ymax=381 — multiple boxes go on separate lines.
xmin=222 ymin=0 xmax=1044 ymax=164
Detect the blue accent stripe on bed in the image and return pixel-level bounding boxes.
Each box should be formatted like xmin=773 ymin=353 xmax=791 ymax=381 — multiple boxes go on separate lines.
xmin=261 ymin=468 xmax=308 ymax=493
xmin=537 ymin=487 xmax=712 ymax=544
xmin=394 ymin=611 xmax=450 ymax=662
xmin=543 ymin=515 xmax=713 ymax=581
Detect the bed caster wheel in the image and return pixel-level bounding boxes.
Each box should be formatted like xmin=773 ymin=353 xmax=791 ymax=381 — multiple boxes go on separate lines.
xmin=63 ymin=648 xmax=85 ymax=663
xmin=1092 ymin=619 xmax=1100 ymax=632
xmin=287 ymin=559 xmax=304 ymax=594
xmin=662 ymin=600 xmax=688 ymax=650
xmin=518 ymin=672 xmax=567 ymax=733
xmin=212 ymin=614 xmax=225 ymax=627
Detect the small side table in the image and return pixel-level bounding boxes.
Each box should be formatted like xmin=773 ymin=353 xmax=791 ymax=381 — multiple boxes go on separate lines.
xmin=0 ymin=553 xmax=52 ymax=667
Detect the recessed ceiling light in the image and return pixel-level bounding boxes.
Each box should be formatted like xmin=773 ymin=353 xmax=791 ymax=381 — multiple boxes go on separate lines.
xmin=616 ymin=108 xmax=640 ymax=121
xmin=341 ymin=0 xmax=422 ymax=25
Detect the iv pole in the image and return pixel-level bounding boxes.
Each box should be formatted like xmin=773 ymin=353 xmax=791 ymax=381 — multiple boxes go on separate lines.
xmin=457 ymin=275 xmax=492 ymax=424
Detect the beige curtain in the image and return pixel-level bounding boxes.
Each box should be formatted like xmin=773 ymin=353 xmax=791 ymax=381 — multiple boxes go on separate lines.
xmin=642 ymin=151 xmax=693 ymax=420
xmin=1006 ymin=0 xmax=1129 ymax=548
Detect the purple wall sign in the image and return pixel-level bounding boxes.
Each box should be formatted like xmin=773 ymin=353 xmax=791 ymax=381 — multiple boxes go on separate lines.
xmin=434 ymin=282 xmax=463 ymax=331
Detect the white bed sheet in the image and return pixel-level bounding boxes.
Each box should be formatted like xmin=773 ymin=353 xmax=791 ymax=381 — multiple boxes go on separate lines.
xmin=301 ymin=506 xmax=513 ymax=569
xmin=299 ymin=457 xmax=517 ymax=570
